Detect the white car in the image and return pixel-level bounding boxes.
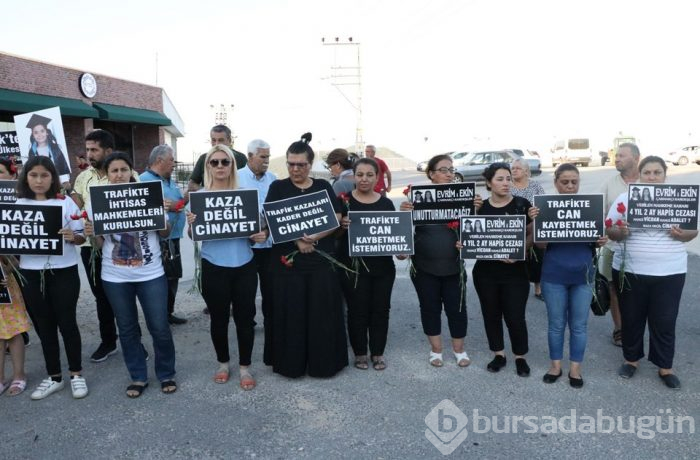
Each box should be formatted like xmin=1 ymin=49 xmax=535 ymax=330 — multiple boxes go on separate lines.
xmin=660 ymin=146 xmax=699 ymax=166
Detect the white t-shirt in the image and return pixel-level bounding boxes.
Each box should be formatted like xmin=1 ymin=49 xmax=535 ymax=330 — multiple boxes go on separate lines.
xmin=17 ymin=197 xmax=82 ymax=270
xmin=607 ymin=192 xmax=687 ymax=276
xmin=100 ymin=230 xmax=164 ymax=283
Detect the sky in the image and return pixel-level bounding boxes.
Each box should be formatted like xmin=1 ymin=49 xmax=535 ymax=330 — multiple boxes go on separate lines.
xmin=2 ymin=0 xmax=699 ymax=162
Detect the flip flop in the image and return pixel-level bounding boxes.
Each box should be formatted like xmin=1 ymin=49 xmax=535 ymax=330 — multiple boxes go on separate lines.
xmin=161 ymin=380 xmax=177 ymax=394
xmin=8 ymin=379 xmax=27 ymax=396
xmin=354 ymin=357 xmax=369 ymax=370
xmin=214 ymin=369 xmax=230 ymax=384
xmin=126 ymin=383 xmax=148 ymax=398
xmin=239 ymin=369 xmax=256 ymax=391
xmin=371 ymin=356 xmax=387 ymax=371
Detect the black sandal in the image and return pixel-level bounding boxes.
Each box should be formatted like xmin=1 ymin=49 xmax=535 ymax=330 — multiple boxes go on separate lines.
xmin=161 ymin=380 xmax=177 ymax=394
xmin=126 ymin=383 xmax=148 ymax=398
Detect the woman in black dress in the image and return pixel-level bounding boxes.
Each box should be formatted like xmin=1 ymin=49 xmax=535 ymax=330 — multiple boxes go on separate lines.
xmin=265 ymin=133 xmax=347 ymax=378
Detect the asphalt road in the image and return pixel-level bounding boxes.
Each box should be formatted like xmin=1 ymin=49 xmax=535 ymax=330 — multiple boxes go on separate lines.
xmin=1 ymin=165 xmax=698 ymax=459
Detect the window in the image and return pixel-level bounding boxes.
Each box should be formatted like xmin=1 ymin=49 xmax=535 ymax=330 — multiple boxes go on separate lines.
xmin=568 ymin=139 xmax=590 ymax=150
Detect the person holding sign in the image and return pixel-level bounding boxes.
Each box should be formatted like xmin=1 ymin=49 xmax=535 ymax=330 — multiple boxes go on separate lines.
xmin=0 ymin=157 xmax=18 ymax=181
xmin=186 ymin=145 xmax=267 ymax=390
xmin=400 ymin=154 xmax=471 ymax=368
xmin=265 ymin=133 xmax=347 ymax=378
xmin=338 ymin=158 xmax=397 ymax=371
xmin=16 ymin=156 xmax=88 ymax=400
xmin=84 ymin=152 xmax=177 ymax=398
xmin=472 ymin=162 xmax=533 ymax=377
xmin=528 ymin=164 xmax=608 ymax=388
xmin=606 ymin=156 xmax=698 ymax=390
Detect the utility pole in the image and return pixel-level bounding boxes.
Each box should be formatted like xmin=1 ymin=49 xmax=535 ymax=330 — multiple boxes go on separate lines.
xmin=321 ymin=36 xmax=363 ymax=155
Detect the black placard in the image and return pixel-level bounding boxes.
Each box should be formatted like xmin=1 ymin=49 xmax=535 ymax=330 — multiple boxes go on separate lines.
xmin=89 ymin=181 xmax=166 ymax=235
xmin=0 ymin=203 xmax=63 ymax=255
xmin=0 ymin=180 xmax=17 ymax=203
xmin=0 ymin=265 xmax=12 ymax=304
xmin=627 ymin=184 xmax=699 ymax=230
xmin=0 ymin=131 xmax=20 ymax=157
xmin=263 ymin=190 xmax=339 ymax=244
xmin=410 ymin=183 xmax=475 ymax=224
xmin=460 ymin=216 xmax=526 ymax=260
xmin=348 ymin=211 xmax=414 ymax=256
xmin=534 ymin=194 xmax=604 ymax=242
xmin=189 ymin=189 xmax=260 ymax=241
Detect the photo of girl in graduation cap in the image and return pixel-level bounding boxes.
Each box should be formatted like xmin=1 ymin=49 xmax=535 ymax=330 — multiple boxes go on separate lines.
xmin=25 ymin=112 xmax=71 ymax=181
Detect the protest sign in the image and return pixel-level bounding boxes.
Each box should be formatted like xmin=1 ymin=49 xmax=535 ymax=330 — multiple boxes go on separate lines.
xmin=0 ymin=265 xmax=12 ymax=304
xmin=460 ymin=215 xmax=526 ymax=260
xmin=0 ymin=131 xmax=20 ymax=158
xmin=410 ymin=183 xmax=475 ymax=224
xmin=13 ymin=107 xmax=71 ymax=184
xmin=189 ymin=189 xmax=260 ymax=241
xmin=348 ymin=211 xmax=414 ymax=256
xmin=0 ymin=180 xmax=17 ymax=203
xmin=263 ymin=190 xmax=339 ymax=244
xmin=0 ymin=203 xmax=63 ymax=255
xmin=89 ymin=181 xmax=166 ymax=235
xmin=534 ymin=194 xmax=604 ymax=242
xmin=627 ymin=184 xmax=699 ymax=230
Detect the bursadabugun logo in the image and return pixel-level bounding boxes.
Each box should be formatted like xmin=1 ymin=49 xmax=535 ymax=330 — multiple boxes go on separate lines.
xmin=424 ymin=399 xmax=469 ymax=455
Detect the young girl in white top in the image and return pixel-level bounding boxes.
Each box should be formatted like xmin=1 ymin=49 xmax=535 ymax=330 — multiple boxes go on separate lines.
xmin=16 ymin=156 xmax=87 ymax=400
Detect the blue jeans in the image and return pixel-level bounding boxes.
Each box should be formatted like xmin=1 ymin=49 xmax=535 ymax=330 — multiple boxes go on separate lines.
xmin=103 ymin=276 xmax=176 ymax=382
xmin=541 ymin=282 xmax=591 ymax=362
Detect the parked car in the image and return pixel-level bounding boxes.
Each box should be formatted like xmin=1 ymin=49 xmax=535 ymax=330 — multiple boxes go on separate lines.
xmin=660 ymin=146 xmax=699 ymax=166
xmin=551 ymin=138 xmax=593 ymax=167
xmin=453 ymin=150 xmax=541 ymax=183
xmin=417 ymin=151 xmax=456 ymax=171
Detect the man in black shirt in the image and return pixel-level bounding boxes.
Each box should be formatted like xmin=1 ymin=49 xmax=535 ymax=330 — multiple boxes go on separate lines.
xmin=187 ymin=124 xmax=247 ymax=192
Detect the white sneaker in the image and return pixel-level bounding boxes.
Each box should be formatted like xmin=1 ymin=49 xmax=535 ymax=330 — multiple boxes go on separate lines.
xmin=70 ymin=376 xmax=89 ymax=399
xmin=30 ymin=378 xmax=65 ymax=400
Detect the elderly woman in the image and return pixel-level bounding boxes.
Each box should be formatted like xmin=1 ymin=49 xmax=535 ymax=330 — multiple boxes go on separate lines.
xmin=400 ymin=154 xmax=471 ymax=368
xmin=510 ymin=158 xmax=545 ymax=300
xmin=186 ymin=145 xmax=267 ymax=390
xmin=473 ymin=163 xmax=533 ymax=377
xmin=85 ymin=152 xmax=176 ymax=398
xmin=325 ymin=148 xmax=357 ymax=196
xmin=529 ymin=164 xmax=607 ymax=388
xmin=265 ymin=133 xmax=347 ymax=378
xmin=607 ymin=156 xmax=698 ymax=389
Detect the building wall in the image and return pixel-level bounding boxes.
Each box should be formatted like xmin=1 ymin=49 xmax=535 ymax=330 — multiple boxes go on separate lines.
xmin=0 ymin=53 xmax=170 ymax=177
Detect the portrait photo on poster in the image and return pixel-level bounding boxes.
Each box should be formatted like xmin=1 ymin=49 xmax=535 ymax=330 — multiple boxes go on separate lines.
xmin=13 ymin=107 xmax=71 ymax=184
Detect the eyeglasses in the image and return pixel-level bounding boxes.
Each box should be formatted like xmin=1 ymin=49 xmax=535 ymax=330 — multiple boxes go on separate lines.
xmin=209 ymin=158 xmax=232 ymax=167
xmin=323 ymin=163 xmax=334 ymax=171
xmin=434 ymin=167 xmax=457 ymax=174
xmin=287 ymin=162 xmax=310 ymax=169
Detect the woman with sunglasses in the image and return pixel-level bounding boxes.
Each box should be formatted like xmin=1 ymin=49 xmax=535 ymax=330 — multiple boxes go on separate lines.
xmin=186 ymin=145 xmax=267 ymax=390
xmin=400 ymin=154 xmax=471 ymax=368
xmin=473 ymin=162 xmax=533 ymax=377
xmin=264 ymin=133 xmax=347 ymax=378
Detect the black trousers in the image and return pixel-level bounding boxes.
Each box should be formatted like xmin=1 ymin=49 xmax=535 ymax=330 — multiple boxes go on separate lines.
xmin=347 ymin=269 xmax=396 ymax=356
xmin=613 ymin=270 xmax=685 ymax=369
xmin=526 ymin=246 xmax=544 ymax=284
xmin=80 ymin=246 xmax=118 ymax=346
xmin=410 ymin=269 xmax=467 ymax=338
xmin=21 ymin=266 xmax=82 ymax=375
xmin=472 ymin=271 xmax=530 ymax=355
xmin=252 ymin=248 xmax=273 ymax=365
xmin=272 ymin=266 xmax=348 ymax=378
xmin=201 ymin=259 xmax=258 ymax=366
xmin=161 ymin=239 xmax=183 ymax=315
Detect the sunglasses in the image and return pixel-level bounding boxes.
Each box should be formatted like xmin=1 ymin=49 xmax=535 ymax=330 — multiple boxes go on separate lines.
xmin=287 ymin=161 xmax=309 ymax=169
xmin=209 ymin=158 xmax=232 ymax=167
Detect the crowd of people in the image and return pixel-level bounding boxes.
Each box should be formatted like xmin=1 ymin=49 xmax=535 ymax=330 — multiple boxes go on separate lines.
xmin=1 ymin=129 xmax=696 ymax=401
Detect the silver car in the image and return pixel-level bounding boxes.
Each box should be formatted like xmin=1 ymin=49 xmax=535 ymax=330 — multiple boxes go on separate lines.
xmin=453 ymin=150 xmax=541 ymax=183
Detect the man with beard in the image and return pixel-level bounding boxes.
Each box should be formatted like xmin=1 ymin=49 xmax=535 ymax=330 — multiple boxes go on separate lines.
xmin=72 ymin=130 xmax=144 ymax=362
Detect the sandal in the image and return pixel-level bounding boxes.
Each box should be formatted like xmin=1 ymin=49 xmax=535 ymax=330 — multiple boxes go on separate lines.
xmin=239 ymin=368 xmax=256 ymax=391
xmin=429 ymin=351 xmax=443 ymax=367
xmin=454 ymin=351 xmax=471 ymax=367
xmin=8 ymin=379 xmax=27 ymax=396
xmin=214 ymin=368 xmax=230 ymax=384
xmin=161 ymin=380 xmax=177 ymax=394
xmin=126 ymin=382 xmax=148 ymax=398
xmin=612 ymin=329 xmax=622 ymax=347
xmin=371 ymin=356 xmax=387 ymax=371
xmin=354 ymin=356 xmax=369 ymax=370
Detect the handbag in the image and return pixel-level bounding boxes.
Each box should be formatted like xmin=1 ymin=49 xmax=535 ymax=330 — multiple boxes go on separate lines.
xmin=590 ymin=270 xmax=610 ymax=316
